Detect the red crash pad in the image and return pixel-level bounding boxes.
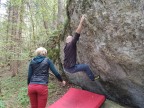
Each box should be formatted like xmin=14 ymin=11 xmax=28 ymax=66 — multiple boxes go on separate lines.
xmin=48 ymin=88 xmax=105 ymax=108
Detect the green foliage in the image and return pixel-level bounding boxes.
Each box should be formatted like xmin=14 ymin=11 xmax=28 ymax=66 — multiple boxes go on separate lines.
xmin=1 ymin=65 xmax=28 ymax=108
xmin=10 ymin=0 xmax=23 ymax=6
xmin=17 ymin=87 xmax=29 ymax=106
xmin=0 ymin=0 xmax=67 ymax=67
xmin=0 ymin=100 xmax=5 ymax=108
xmin=0 ymin=0 xmax=67 ymax=107
xmin=48 ymin=47 xmax=59 ymax=63
xmin=49 ymin=82 xmax=57 ymax=89
xmin=48 ymin=82 xmax=58 ymax=98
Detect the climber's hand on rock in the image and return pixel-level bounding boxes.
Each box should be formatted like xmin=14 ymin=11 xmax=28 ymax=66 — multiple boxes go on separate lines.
xmin=80 ymin=14 xmax=86 ymax=24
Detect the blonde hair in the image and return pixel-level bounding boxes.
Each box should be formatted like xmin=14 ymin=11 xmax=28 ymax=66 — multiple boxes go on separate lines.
xmin=35 ymin=47 xmax=47 ymax=56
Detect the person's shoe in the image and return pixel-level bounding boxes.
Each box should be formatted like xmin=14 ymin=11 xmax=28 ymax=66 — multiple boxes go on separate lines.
xmin=94 ymin=75 xmax=100 ymax=80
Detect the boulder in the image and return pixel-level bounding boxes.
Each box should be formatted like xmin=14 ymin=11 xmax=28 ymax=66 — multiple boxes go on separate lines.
xmin=60 ymin=0 xmax=144 ymax=108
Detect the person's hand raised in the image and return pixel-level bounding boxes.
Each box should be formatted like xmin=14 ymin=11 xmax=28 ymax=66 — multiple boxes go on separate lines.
xmin=80 ymin=14 xmax=86 ymax=24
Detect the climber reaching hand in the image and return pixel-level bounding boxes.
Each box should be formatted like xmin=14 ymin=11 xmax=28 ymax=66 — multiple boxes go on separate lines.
xmin=63 ymin=15 xmax=99 ymax=81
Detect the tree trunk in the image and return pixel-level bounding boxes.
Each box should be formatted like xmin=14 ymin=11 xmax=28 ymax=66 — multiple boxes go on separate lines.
xmin=10 ymin=5 xmax=19 ymax=77
xmin=26 ymin=1 xmax=36 ymax=56
xmin=27 ymin=2 xmax=36 ymax=45
xmin=7 ymin=0 xmax=25 ymax=77
xmin=17 ymin=0 xmax=24 ymax=67
xmin=57 ymin=0 xmax=64 ymax=26
xmin=0 ymin=80 xmax=1 ymax=94
xmin=41 ymin=0 xmax=49 ymax=36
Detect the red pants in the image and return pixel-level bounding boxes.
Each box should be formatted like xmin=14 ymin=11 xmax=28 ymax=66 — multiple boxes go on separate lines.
xmin=28 ymin=84 xmax=48 ymax=108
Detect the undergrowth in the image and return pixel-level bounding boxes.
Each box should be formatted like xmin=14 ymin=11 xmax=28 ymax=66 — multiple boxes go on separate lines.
xmin=0 ymin=63 xmax=70 ymax=108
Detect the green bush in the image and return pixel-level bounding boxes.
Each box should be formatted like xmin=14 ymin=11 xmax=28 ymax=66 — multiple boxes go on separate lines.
xmin=0 ymin=100 xmax=5 ymax=108
xmin=17 ymin=87 xmax=29 ymax=106
xmin=49 ymin=82 xmax=56 ymax=89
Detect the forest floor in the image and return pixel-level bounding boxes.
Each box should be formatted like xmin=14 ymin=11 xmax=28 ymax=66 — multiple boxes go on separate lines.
xmin=0 ymin=63 xmax=80 ymax=108
xmin=0 ymin=63 xmax=128 ymax=108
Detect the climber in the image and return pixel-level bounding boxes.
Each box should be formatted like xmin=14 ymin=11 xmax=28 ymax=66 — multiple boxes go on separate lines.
xmin=63 ymin=15 xmax=99 ymax=81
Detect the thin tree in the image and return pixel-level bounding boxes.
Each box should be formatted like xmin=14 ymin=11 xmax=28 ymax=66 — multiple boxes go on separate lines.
xmin=57 ymin=0 xmax=65 ymax=26
xmin=7 ymin=0 xmax=25 ymax=77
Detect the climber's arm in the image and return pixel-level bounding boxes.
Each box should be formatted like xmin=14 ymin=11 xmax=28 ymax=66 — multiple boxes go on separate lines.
xmin=75 ymin=15 xmax=85 ymax=34
xmin=72 ymin=15 xmax=85 ymax=43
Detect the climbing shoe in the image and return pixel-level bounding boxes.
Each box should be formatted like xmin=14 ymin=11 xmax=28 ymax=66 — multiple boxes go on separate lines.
xmin=94 ymin=75 xmax=100 ymax=80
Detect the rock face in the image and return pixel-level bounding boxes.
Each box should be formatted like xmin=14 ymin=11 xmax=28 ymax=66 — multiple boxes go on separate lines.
xmin=60 ymin=0 xmax=144 ymax=108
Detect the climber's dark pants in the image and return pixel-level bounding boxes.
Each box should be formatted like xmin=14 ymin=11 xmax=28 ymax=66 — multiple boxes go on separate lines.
xmin=64 ymin=64 xmax=95 ymax=81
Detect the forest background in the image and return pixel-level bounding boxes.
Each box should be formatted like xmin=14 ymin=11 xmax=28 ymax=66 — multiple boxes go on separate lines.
xmin=0 ymin=0 xmax=70 ymax=108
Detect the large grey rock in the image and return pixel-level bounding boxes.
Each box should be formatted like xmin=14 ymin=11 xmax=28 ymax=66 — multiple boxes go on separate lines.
xmin=60 ymin=0 xmax=144 ymax=108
